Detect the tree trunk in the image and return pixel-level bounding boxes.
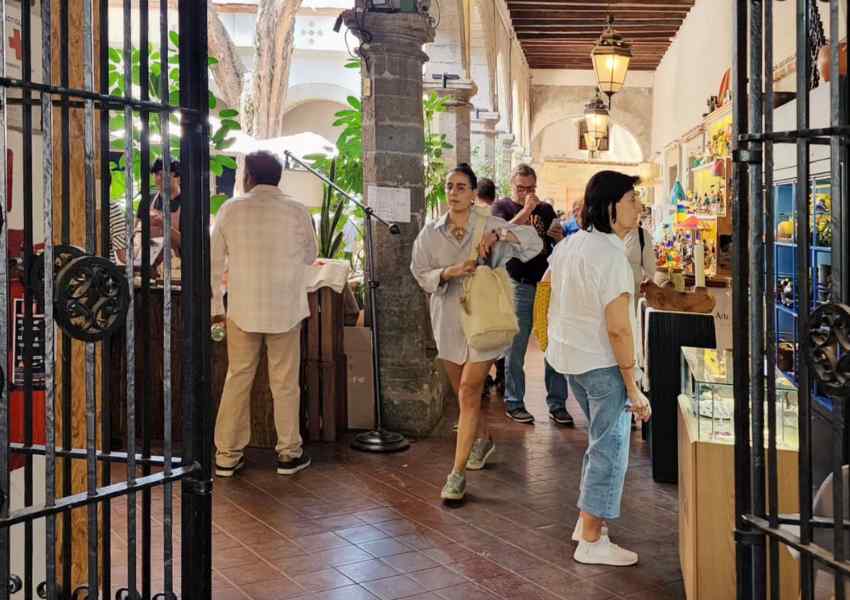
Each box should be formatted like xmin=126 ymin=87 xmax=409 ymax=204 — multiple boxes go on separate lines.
xmin=207 ymin=0 xmax=245 ymax=110
xmin=248 ymin=0 xmax=301 ymax=138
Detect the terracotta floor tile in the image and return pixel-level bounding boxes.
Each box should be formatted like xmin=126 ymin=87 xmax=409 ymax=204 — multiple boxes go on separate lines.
xmin=336 ymin=559 xmax=401 ymax=583
xmin=434 ymin=583 xmax=502 ymax=600
xmin=406 ymin=566 xmax=468 ymax=591
xmin=361 ymin=574 xmax=428 ymax=600
xmin=381 ymin=552 xmax=441 ymax=574
xmin=338 ymin=525 xmax=392 ymax=544
xmin=360 ymin=538 xmax=415 ymax=559
xmin=310 ymin=585 xmax=382 ymax=600
xmin=293 ymin=531 xmax=352 ymax=552
xmin=290 ymin=568 xmax=354 ymax=592
xmin=238 ymin=576 xmax=305 ymax=600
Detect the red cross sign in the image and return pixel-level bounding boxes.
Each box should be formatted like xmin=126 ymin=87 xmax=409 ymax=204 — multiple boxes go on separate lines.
xmin=8 ymin=29 xmax=21 ymax=61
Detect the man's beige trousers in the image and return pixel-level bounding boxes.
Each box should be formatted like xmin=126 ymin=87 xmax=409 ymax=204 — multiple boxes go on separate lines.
xmin=214 ymin=319 xmax=302 ymax=467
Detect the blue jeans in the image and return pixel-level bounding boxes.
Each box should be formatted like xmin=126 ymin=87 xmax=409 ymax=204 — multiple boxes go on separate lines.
xmin=504 ymin=283 xmax=568 ymax=413
xmin=569 ymin=366 xmax=631 ymax=520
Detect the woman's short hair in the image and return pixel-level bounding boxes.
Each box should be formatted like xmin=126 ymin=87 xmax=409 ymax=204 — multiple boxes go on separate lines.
xmin=580 ymin=171 xmax=640 ymax=234
xmin=449 ymin=163 xmax=478 ymax=190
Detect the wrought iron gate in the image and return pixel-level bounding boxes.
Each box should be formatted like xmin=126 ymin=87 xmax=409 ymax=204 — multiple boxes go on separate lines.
xmin=733 ymin=0 xmax=850 ymax=598
xmin=0 ymin=0 xmax=213 ymax=598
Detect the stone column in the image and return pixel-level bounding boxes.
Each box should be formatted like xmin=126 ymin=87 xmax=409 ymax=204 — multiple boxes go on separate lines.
xmin=423 ymin=79 xmax=477 ymax=167
xmin=343 ymin=10 xmax=448 ymax=436
xmin=471 ymin=111 xmax=499 ymax=179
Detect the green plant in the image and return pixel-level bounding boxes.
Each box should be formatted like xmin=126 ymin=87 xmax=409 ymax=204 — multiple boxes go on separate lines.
xmin=305 ymin=59 xmax=452 ymax=216
xmin=106 ymin=31 xmax=239 ymax=215
xmin=314 ymin=160 xmax=346 ymax=259
xmin=423 ymin=92 xmax=452 ymax=216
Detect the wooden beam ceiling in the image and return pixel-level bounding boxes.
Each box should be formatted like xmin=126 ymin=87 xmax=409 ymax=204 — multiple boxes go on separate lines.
xmin=507 ymin=0 xmax=696 ymax=71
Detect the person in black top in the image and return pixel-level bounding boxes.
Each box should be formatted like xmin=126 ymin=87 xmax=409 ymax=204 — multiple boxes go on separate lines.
xmin=491 ymin=163 xmax=573 ymax=426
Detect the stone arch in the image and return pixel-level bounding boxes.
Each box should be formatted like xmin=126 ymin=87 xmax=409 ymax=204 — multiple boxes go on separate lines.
xmin=531 ymin=114 xmax=644 ymax=164
xmin=284 ymin=82 xmax=357 ymax=113
xmin=531 ymin=86 xmax=653 ymax=161
xmin=281 ymin=95 xmax=349 ymax=145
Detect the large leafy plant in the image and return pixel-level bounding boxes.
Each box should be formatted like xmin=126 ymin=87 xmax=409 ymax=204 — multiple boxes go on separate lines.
xmin=306 ymin=59 xmax=453 ymax=215
xmin=106 ymin=31 xmax=239 ymax=214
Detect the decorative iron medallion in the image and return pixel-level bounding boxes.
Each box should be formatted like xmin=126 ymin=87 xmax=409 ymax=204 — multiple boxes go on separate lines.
xmin=53 ymin=255 xmax=130 ymax=342
xmin=30 ymin=244 xmax=85 ymax=309
xmin=8 ymin=574 xmax=22 ymax=593
xmin=806 ymin=303 xmax=850 ymax=398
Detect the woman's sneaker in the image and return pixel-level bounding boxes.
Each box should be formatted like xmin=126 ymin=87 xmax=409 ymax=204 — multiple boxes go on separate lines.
xmin=440 ymin=472 xmax=466 ymax=501
xmin=571 ymin=517 xmax=609 ymax=542
xmin=574 ymin=537 xmax=638 ymax=566
xmin=466 ymin=438 xmax=495 ymax=470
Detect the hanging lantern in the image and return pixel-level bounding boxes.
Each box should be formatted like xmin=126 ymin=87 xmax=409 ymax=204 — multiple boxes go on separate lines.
xmin=584 ymin=91 xmax=610 ymax=152
xmin=591 ymin=15 xmax=632 ymax=98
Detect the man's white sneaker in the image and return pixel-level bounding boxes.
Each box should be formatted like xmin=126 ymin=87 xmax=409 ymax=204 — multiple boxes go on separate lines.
xmin=571 ymin=517 xmax=609 ymax=542
xmin=573 ymin=537 xmax=638 ymax=567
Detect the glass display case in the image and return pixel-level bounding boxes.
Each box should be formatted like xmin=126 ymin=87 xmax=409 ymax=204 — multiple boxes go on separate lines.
xmin=679 ymin=346 xmax=798 ymax=448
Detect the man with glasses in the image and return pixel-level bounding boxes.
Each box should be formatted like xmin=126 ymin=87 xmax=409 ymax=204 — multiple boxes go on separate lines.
xmin=491 ymin=164 xmax=573 ymax=426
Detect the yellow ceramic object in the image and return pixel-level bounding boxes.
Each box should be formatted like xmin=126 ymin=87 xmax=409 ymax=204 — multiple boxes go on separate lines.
xmin=777 ymin=219 xmax=795 ymax=239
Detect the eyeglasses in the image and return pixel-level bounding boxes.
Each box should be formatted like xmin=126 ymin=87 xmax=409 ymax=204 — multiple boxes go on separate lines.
xmin=514 ymin=185 xmax=537 ymax=193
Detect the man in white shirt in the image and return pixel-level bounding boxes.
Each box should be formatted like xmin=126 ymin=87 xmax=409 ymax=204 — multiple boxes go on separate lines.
xmin=211 ymin=151 xmax=318 ymax=478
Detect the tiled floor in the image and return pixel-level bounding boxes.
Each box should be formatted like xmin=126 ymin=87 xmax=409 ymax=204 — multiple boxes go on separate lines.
xmin=109 ymin=346 xmax=684 ymax=599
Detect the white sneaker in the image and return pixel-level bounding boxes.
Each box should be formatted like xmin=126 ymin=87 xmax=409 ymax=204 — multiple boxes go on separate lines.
xmin=573 ymin=537 xmax=638 ymax=567
xmin=571 ymin=516 xmax=609 ymax=542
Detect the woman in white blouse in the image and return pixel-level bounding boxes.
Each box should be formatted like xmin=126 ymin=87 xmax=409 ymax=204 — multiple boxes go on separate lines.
xmin=411 ymin=164 xmax=542 ymax=502
xmin=546 ymin=171 xmax=652 ymax=566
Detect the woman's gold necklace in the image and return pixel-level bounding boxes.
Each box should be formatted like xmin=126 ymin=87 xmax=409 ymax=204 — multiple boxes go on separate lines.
xmin=450 ymin=224 xmax=466 ymax=243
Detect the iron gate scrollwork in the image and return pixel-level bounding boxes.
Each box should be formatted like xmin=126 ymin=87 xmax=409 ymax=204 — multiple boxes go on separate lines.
xmin=734 ymin=0 xmax=850 ymax=599
xmin=0 ymin=0 xmax=213 ymax=598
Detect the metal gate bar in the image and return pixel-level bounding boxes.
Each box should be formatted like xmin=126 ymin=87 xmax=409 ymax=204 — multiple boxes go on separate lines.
xmin=732 ymin=0 xmax=753 ymax=598
xmin=0 ymin=0 xmax=8 ymax=594
xmin=0 ymin=0 xmax=212 ymax=597
xmin=735 ymin=0 xmax=850 ymax=598
xmin=762 ymin=1 xmax=780 ymax=598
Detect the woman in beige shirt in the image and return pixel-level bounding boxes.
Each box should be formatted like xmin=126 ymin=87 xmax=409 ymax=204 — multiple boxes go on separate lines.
xmin=411 ymin=164 xmax=541 ymax=501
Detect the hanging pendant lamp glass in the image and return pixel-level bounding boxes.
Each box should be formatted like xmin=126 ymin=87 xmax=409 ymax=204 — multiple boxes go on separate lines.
xmin=591 ymin=15 xmax=632 ymax=98
xmin=584 ymin=90 xmax=610 ymax=151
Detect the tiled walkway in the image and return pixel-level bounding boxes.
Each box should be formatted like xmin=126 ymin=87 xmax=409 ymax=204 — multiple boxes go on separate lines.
xmin=111 ymin=346 xmax=684 ymax=599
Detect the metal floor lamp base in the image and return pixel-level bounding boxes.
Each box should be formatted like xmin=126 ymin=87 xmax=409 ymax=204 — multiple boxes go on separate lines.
xmin=351 ymin=429 xmax=410 ymax=453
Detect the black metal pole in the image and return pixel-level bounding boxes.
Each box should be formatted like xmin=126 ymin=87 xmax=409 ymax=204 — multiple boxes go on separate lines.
xmin=732 ymin=0 xmax=753 ymax=597
xmin=281 ymin=151 xmax=408 ymax=452
xmin=180 ymin=0 xmax=213 ymax=596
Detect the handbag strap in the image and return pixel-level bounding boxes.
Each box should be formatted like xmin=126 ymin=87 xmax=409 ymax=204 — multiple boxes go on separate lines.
xmin=467 ymin=209 xmax=489 ymax=263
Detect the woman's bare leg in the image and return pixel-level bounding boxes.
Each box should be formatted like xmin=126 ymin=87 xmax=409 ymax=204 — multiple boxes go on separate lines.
xmin=452 ymin=360 xmax=493 ymax=474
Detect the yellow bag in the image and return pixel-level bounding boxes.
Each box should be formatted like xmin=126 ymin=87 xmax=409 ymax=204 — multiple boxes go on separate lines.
xmin=459 ymin=209 xmax=519 ymax=352
xmin=532 ymin=280 xmax=551 ymax=352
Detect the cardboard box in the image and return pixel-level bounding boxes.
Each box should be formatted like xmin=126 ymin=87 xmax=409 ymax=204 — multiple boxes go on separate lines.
xmin=344 ymin=326 xmax=376 ymax=430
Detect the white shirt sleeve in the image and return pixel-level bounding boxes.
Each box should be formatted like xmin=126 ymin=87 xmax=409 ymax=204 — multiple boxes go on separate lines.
xmin=598 ymin=255 xmax=633 ymax=309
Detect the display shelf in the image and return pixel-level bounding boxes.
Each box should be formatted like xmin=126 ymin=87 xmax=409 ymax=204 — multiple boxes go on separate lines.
xmin=776 ymin=304 xmax=798 ymax=318
xmin=772 ymin=176 xmax=833 ymax=434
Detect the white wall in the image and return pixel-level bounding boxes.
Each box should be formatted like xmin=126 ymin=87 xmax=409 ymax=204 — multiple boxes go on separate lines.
xmin=532 ymin=69 xmax=654 ymax=89
xmin=651 ymin=0 xmax=845 ymax=157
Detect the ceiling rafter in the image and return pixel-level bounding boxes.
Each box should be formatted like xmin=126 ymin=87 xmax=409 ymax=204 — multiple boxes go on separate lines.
xmin=507 ymin=0 xmax=696 ymax=70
